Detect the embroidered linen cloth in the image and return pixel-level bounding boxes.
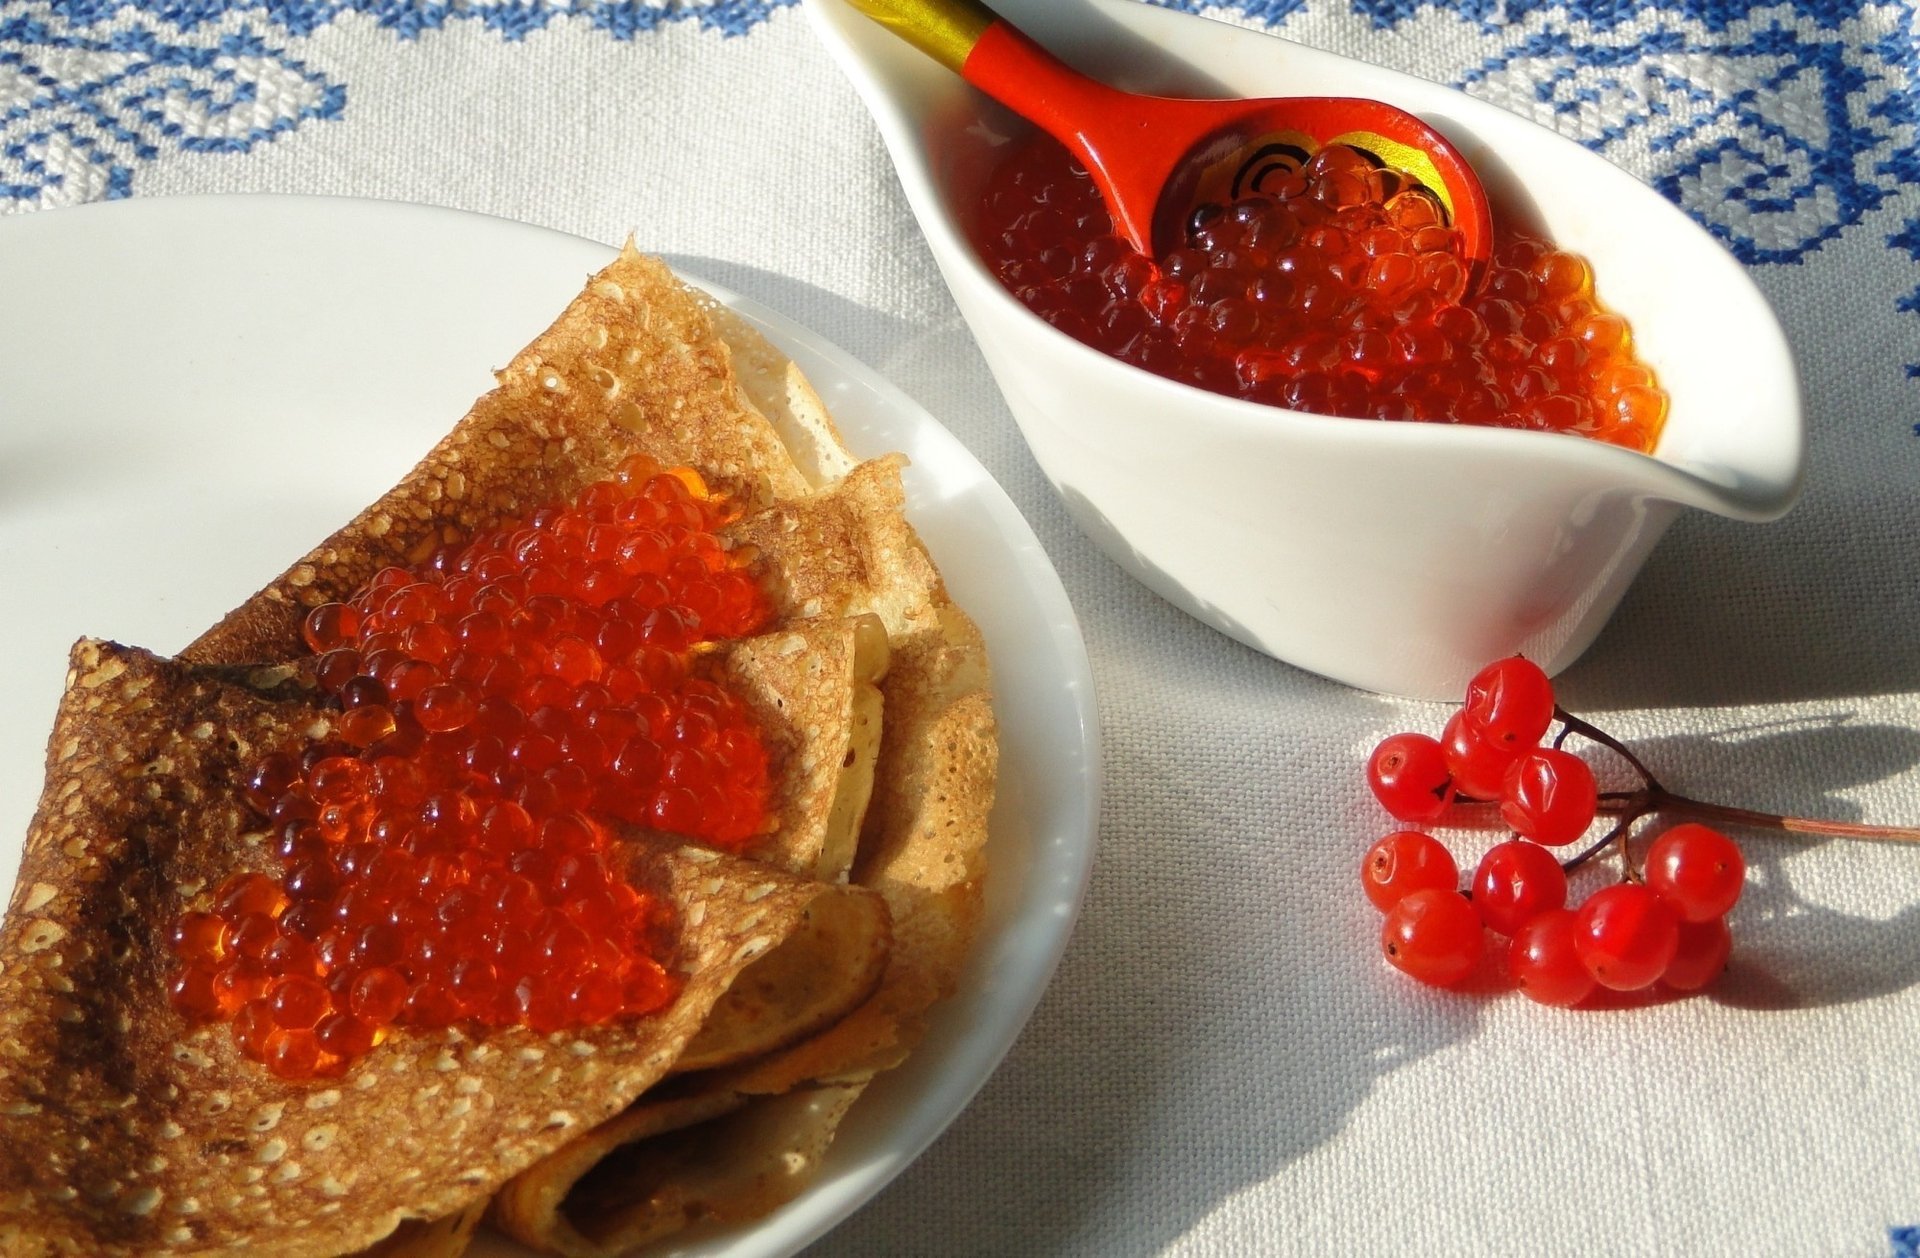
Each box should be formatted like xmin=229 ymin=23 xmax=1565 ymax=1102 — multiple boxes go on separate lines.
xmin=5 ymin=1 xmax=1919 ymax=1255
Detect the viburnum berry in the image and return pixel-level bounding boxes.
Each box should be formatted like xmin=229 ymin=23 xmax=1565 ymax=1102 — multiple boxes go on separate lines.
xmin=1470 ymin=840 xmax=1568 ymax=935
xmin=1462 ymin=656 xmax=1556 ymax=752
xmin=1644 ymin=824 xmax=1745 ymax=922
xmin=1358 ymin=654 xmax=1920 ymax=1010
xmin=1573 ymin=883 xmax=1680 ymax=991
xmin=1381 ymin=888 xmax=1484 ymax=988
xmin=1440 ymin=711 xmax=1521 ymax=800
xmin=1366 ymin=732 xmax=1453 ymax=823
xmin=1362 ymin=831 xmax=1458 ymax=912
xmin=1508 ymin=908 xmax=1596 ymax=1007
xmin=1661 ymin=917 xmax=1733 ymax=992
xmin=1500 ymin=748 xmax=1599 ymax=847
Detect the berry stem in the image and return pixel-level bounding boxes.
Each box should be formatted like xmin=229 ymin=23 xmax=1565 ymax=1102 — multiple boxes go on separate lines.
xmin=1623 ymin=789 xmax=1920 ymax=845
xmin=1554 ymin=707 xmax=1664 ymax=788
xmin=1557 ymin=706 xmax=1920 ymax=845
xmin=1617 ymin=825 xmax=1640 ymax=882
xmin=1562 ymin=818 xmax=1631 ymax=872
xmin=1576 ymin=788 xmax=1920 ymax=845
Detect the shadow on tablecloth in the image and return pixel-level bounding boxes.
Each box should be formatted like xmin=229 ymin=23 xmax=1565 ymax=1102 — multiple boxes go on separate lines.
xmin=1566 ymin=260 xmax=1920 ymax=710
xmin=1619 ymin=727 xmax=1920 ymax=1012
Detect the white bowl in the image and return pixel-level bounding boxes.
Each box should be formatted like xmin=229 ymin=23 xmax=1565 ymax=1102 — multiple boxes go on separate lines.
xmin=806 ymin=0 xmax=1804 ymax=699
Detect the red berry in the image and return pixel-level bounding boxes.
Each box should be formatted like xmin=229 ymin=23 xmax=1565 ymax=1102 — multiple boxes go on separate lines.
xmin=1461 ymin=657 xmax=1555 ymax=750
xmin=1440 ymin=711 xmax=1520 ymax=800
xmin=1499 ymin=748 xmax=1598 ymax=847
xmin=1661 ymin=917 xmax=1733 ymax=991
xmin=1644 ymin=824 xmax=1745 ymax=922
xmin=1365 ymin=732 xmax=1452 ymax=823
xmin=1508 ymin=908 xmax=1595 ymax=1007
xmin=1362 ymin=831 xmax=1458 ymax=912
xmin=1470 ymin=840 xmax=1568 ymax=935
xmin=1573 ymin=883 xmax=1680 ymax=990
xmin=1380 ymin=888 xmax=1484 ymax=988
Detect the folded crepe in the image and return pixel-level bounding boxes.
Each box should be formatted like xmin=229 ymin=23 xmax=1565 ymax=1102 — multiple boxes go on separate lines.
xmin=0 ymin=245 xmax=996 ymax=1257
xmin=491 ymin=465 xmax=996 ymax=1257
xmin=185 ymin=251 xmax=820 ymax=668
xmin=0 ymin=642 xmax=889 ymax=1257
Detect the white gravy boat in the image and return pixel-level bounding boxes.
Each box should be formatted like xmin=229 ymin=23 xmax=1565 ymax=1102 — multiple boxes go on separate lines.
xmin=806 ymin=0 xmax=1804 ymax=699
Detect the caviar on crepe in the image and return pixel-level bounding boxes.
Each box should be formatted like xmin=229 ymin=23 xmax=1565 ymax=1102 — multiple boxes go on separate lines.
xmin=977 ymin=133 xmax=1669 ymax=452
xmin=166 ymin=456 xmax=776 ymax=1078
xmin=1358 ymin=656 xmax=1920 ymax=1005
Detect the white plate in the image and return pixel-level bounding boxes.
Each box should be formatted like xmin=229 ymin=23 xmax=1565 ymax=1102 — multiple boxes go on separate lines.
xmin=0 ymin=194 xmax=1098 ymax=1256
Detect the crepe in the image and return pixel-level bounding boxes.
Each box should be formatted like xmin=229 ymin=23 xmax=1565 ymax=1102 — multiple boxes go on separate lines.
xmin=700 ymin=616 xmax=889 ymax=884
xmin=0 ymin=245 xmax=997 ymax=1256
xmin=0 ymin=643 xmax=889 ymax=1257
xmin=355 ymin=1200 xmax=485 ymax=1258
xmin=490 ymin=465 xmax=996 ymax=1257
xmin=489 ymin=1082 xmax=864 ymax=1257
xmin=182 ymin=249 xmax=819 ymax=669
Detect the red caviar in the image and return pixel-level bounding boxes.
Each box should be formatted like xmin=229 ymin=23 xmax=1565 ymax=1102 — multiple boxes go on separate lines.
xmin=976 ymin=133 xmax=1667 ymax=453
xmin=167 ymin=455 xmax=775 ymax=1078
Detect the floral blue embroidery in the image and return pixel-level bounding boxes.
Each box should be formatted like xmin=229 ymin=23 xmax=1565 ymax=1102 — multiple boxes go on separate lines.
xmin=1891 ymin=1224 xmax=1920 ymax=1258
xmin=2 ymin=9 xmax=343 ymax=207
xmin=1154 ymin=0 xmax=1314 ymax=24
xmin=6 ymin=0 xmax=1920 ymax=410
xmin=1889 ymin=216 xmax=1920 ymax=416
xmin=11 ymin=0 xmax=1918 ymax=261
xmin=1459 ymin=14 xmax=1919 ymax=265
xmin=40 ymin=0 xmax=798 ymax=40
xmin=1340 ymin=0 xmax=1877 ymax=34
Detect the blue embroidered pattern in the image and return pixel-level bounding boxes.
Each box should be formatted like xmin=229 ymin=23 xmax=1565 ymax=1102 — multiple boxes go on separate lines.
xmin=1890 ymin=216 xmax=1920 ymax=412
xmin=1891 ymin=1224 xmax=1920 ymax=1258
xmin=2 ymin=7 xmax=342 ymax=206
xmin=7 ymin=0 xmax=1917 ymax=261
xmin=1458 ymin=15 xmax=1918 ymax=265
xmin=1344 ymin=0 xmax=1884 ymax=33
xmin=4 ymin=0 xmax=1920 ymax=412
xmin=41 ymin=0 xmax=800 ymax=40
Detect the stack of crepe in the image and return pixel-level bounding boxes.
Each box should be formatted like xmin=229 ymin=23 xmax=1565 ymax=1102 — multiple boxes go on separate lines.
xmin=0 ymin=248 xmax=996 ymax=1257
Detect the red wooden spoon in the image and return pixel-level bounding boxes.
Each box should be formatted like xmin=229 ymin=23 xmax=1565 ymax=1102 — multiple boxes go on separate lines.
xmin=843 ymin=0 xmax=1492 ymax=274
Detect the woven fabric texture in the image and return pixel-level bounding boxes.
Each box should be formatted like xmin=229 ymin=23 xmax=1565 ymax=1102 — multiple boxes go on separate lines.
xmin=4 ymin=1 xmax=1919 ymax=1254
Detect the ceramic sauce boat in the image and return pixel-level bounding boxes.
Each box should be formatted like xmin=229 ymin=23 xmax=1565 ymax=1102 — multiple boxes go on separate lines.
xmin=806 ymin=0 xmax=1804 ymax=699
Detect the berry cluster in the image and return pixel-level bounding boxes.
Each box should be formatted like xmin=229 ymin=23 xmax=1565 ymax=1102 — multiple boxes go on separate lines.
xmin=975 ymin=133 xmax=1668 ymax=452
xmin=166 ymin=456 xmax=776 ymax=1078
xmin=1363 ymin=658 xmax=1745 ymax=1006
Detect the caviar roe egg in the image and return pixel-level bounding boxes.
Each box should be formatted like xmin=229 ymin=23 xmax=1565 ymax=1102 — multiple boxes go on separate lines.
xmin=168 ymin=456 xmax=774 ymax=1078
xmin=976 ymin=132 xmax=1668 ymax=453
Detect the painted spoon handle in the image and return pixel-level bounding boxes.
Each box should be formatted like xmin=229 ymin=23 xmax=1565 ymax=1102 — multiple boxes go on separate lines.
xmin=836 ymin=0 xmax=999 ymax=73
xmin=837 ymin=0 xmax=1145 ymax=227
xmin=837 ymin=0 xmax=1123 ymax=120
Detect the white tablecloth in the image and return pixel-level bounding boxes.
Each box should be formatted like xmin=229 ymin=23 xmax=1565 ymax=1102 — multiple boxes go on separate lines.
xmin=6 ymin=1 xmax=1920 ymax=1254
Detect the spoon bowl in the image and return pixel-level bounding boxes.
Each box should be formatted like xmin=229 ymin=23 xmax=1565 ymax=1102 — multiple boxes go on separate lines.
xmin=842 ymin=0 xmax=1492 ymax=266
xmin=808 ymin=0 xmax=1805 ymax=699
